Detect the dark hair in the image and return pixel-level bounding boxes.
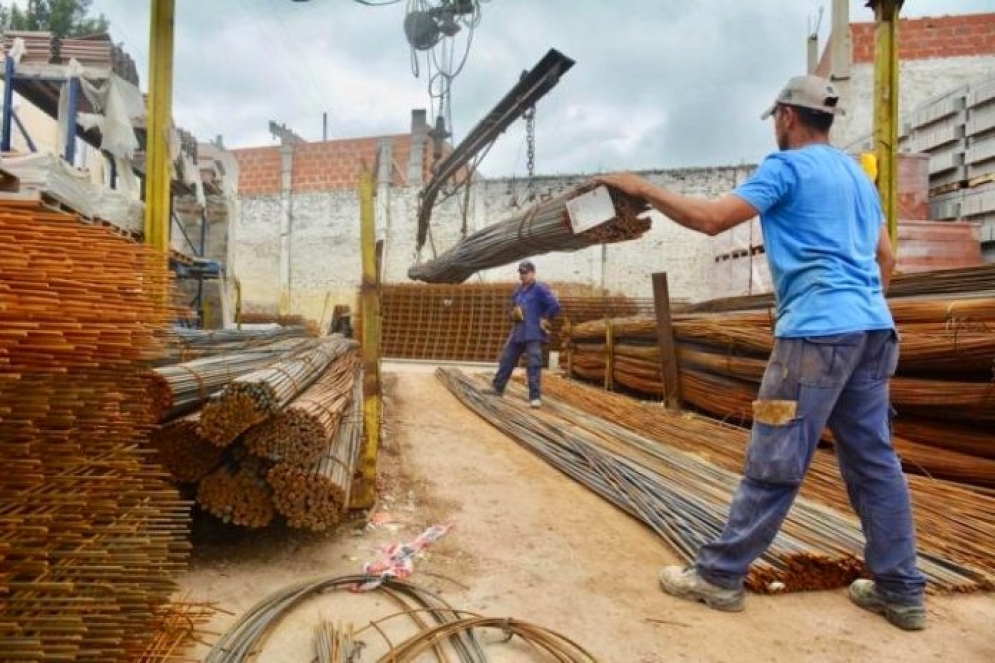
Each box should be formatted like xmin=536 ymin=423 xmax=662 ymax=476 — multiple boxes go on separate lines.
xmin=791 ymin=105 xmax=835 ymax=133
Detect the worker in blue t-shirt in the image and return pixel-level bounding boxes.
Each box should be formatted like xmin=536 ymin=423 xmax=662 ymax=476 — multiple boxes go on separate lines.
xmin=597 ymin=75 xmax=926 ymax=631
xmin=485 ymin=260 xmax=561 ymax=408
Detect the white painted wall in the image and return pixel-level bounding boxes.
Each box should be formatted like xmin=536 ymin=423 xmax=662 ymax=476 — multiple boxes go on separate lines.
xmin=232 ymin=164 xmax=758 ymax=322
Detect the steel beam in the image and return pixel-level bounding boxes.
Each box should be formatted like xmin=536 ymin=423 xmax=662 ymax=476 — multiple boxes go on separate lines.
xmin=415 ymin=48 xmax=575 ymax=252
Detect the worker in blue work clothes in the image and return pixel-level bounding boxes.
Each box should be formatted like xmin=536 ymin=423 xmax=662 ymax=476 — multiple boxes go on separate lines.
xmin=597 ymin=74 xmax=926 ymax=631
xmin=485 ymin=260 xmax=561 ymax=408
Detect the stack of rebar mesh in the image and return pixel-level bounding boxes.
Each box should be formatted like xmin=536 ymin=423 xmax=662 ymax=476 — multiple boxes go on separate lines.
xmin=0 ymin=200 xmax=201 ymax=661
xmin=148 ymin=333 xmax=363 ymax=531
xmin=438 ymin=368 xmax=994 ymax=594
xmin=380 ymin=282 xmax=655 ymax=362
xmin=563 ymin=265 xmax=995 ymax=491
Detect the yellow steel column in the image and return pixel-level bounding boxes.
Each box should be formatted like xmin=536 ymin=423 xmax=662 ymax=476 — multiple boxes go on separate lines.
xmin=350 ymin=169 xmax=382 ymax=509
xmin=871 ymin=0 xmax=903 ymax=247
xmin=144 ymin=0 xmax=175 ymax=252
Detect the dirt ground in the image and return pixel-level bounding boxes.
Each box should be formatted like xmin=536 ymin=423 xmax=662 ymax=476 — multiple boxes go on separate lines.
xmin=177 ymin=364 xmax=995 ymax=662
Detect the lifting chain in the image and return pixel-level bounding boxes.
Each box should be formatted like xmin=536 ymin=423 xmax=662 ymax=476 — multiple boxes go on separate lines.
xmin=524 ymin=104 xmax=536 ymax=199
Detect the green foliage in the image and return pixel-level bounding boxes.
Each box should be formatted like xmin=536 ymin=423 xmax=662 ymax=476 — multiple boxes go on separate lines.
xmin=1 ymin=0 xmax=109 ymax=38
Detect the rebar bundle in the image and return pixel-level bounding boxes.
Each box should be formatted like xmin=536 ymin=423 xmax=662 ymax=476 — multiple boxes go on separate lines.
xmin=160 ymin=326 xmax=315 ymax=363
xmin=313 ymin=621 xmax=361 ymax=663
xmin=0 ymin=200 xmax=192 ymax=661
xmin=268 ymin=365 xmax=363 ymax=530
xmin=441 ymin=369 xmax=993 ymax=592
xmin=563 ymin=288 xmax=995 ymax=488
xmin=408 ymin=183 xmax=651 ymax=283
xmin=148 ymin=337 xmax=317 ymax=421
xmin=535 ymin=374 xmax=995 ymax=586
xmin=196 ymin=455 xmax=275 ymax=528
xmin=150 ymin=412 xmax=227 ymax=483
xmin=197 ymin=336 xmax=358 ymax=446
xmin=243 ymin=350 xmax=360 ymax=465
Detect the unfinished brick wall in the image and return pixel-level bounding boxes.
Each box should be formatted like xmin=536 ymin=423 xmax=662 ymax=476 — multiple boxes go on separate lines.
xmin=851 ymin=13 xmax=995 ymax=63
xmin=232 ymin=135 xmax=437 ymax=195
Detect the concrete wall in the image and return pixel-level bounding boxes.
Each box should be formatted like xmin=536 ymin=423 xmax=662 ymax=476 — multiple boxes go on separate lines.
xmin=834 ymin=57 xmax=995 ymax=150
xmin=232 ymin=164 xmax=758 ymax=323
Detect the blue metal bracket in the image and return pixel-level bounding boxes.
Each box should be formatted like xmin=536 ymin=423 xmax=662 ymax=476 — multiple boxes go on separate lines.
xmin=64 ymin=76 xmax=79 ymax=163
xmin=2 ymin=54 xmax=15 ymax=151
xmin=12 ymin=110 xmax=37 ymax=152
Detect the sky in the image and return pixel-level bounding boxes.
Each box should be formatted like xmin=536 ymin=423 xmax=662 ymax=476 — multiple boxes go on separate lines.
xmin=66 ymin=0 xmax=995 ymax=177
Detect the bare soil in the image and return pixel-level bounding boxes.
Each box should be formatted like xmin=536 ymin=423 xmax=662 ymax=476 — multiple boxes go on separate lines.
xmin=177 ymin=364 xmax=995 ymax=662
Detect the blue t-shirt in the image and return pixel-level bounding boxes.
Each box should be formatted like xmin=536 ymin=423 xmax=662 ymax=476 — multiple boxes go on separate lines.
xmin=733 ymin=144 xmax=894 ymax=338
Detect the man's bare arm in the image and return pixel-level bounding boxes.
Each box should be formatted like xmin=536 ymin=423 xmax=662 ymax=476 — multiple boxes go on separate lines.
xmin=876 ymin=224 xmax=896 ymax=292
xmin=596 ymin=172 xmax=757 ymax=236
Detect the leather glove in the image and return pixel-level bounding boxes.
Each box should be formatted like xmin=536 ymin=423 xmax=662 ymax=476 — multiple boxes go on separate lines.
xmin=540 ymin=318 xmax=552 ymax=333
xmin=511 ymin=305 xmax=525 ymax=322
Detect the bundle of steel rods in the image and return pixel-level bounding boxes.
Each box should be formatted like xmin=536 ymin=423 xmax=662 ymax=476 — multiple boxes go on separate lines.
xmin=149 ymin=342 xmax=364 ymax=531
xmin=266 ymin=365 xmax=364 ymax=530
xmin=148 ymin=338 xmax=317 ymax=421
xmin=160 ymin=326 xmax=315 ymax=363
xmin=535 ymin=374 xmax=995 ymax=587
xmin=407 ymin=182 xmax=651 ymax=283
xmin=196 ymin=454 xmax=276 ymax=528
xmin=440 ymin=369 xmax=993 ymax=592
xmin=150 ymin=412 xmax=227 ymax=483
xmin=682 ymin=263 xmax=995 ymax=314
xmin=243 ymin=352 xmax=360 ymax=464
xmin=197 ymin=336 xmax=358 ymax=446
xmin=0 ymin=200 xmax=192 ymax=661
xmin=563 ymin=290 xmax=995 ymax=488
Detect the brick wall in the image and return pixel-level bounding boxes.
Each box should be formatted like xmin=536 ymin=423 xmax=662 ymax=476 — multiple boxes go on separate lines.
xmin=232 ymin=134 xmax=436 ymax=195
xmin=851 ymin=13 xmax=995 ymax=63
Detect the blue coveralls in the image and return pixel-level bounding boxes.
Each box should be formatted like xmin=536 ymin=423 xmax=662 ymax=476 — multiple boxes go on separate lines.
xmin=695 ymin=145 xmax=926 ymax=606
xmin=491 ymin=281 xmax=561 ymax=400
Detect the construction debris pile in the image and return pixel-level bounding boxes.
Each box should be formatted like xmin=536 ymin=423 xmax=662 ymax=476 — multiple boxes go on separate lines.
xmin=439 ymin=369 xmax=995 ymax=593
xmin=381 ymin=282 xmax=654 ymax=362
xmin=0 ymin=201 xmax=191 ymax=661
xmin=149 ymin=333 xmax=364 ymax=531
xmin=564 ymin=265 xmax=995 ymax=490
xmin=408 ymin=182 xmax=651 ymax=283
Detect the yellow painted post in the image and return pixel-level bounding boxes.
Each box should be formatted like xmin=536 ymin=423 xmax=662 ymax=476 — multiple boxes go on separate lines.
xmin=144 ymin=0 xmax=174 ymax=253
xmin=350 ymin=169 xmax=381 ymax=509
xmin=871 ymin=0 xmax=902 ymax=248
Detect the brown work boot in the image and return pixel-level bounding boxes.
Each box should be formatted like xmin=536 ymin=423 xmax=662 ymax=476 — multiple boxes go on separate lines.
xmin=848 ymin=579 xmax=926 ymax=631
xmin=658 ymin=566 xmax=745 ymax=612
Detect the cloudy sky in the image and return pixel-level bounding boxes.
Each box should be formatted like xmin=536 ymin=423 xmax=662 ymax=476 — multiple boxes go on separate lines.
xmin=74 ymin=0 xmax=995 ymax=177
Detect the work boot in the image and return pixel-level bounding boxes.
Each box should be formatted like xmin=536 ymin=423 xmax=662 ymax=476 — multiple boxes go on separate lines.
xmin=848 ymin=579 xmax=926 ymax=631
xmin=481 ymin=387 xmax=503 ymax=397
xmin=530 ymin=399 xmax=542 ymax=408
xmin=658 ymin=566 xmax=745 ymax=612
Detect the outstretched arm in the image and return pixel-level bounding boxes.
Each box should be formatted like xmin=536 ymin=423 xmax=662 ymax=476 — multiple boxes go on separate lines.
xmin=596 ymin=172 xmax=757 ymax=236
xmin=876 ymin=224 xmax=896 ymax=292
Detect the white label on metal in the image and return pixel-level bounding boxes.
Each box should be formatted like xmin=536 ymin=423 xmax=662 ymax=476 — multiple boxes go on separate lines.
xmin=566 ymin=185 xmax=617 ymax=234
